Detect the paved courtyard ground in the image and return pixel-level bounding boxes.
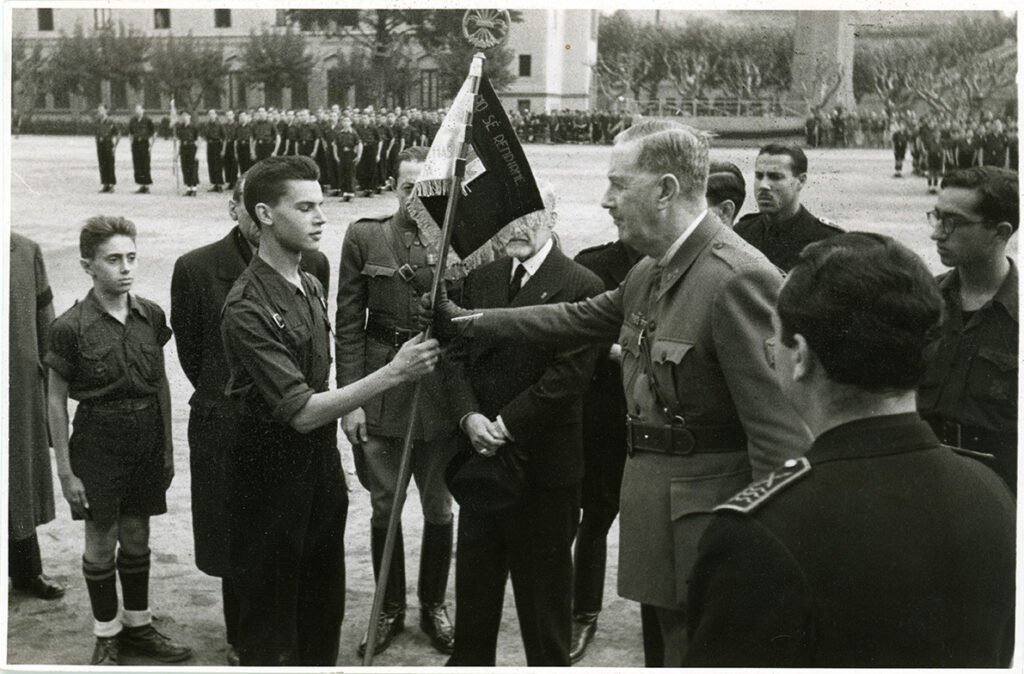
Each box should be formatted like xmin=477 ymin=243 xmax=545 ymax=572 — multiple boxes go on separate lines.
xmin=5 ymin=134 xmax=1002 ymax=669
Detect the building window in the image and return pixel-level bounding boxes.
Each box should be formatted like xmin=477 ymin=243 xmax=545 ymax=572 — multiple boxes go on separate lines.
xmin=229 ymin=73 xmax=247 ymax=109
xmin=517 ymin=99 xmax=531 ymax=112
xmin=518 ymin=55 xmax=532 ymax=78
xmin=144 ymin=78 xmax=162 ymax=110
xmin=214 ymin=9 xmax=231 ymax=28
xmin=275 ymin=10 xmax=287 ymax=27
xmin=110 ymin=79 xmax=128 ymax=110
xmin=52 ymin=86 xmax=69 ymax=109
xmin=93 ymin=8 xmax=111 ymax=29
xmin=291 ymin=79 xmax=309 ymax=109
xmin=37 ymin=8 xmax=54 ymax=31
xmin=418 ymin=69 xmax=438 ymax=110
xmin=264 ymin=83 xmax=282 ymax=109
xmin=153 ymin=9 xmax=171 ymax=30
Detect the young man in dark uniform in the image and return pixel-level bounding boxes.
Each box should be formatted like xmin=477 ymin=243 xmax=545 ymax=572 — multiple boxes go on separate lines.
xmin=918 ymin=167 xmax=1018 ymax=494
xmin=251 ymin=107 xmax=279 ymax=161
xmin=127 ymin=104 xmax=154 ymax=193
xmin=175 ymin=111 xmax=200 ymax=196
xmin=95 ymin=104 xmax=120 ymax=193
xmin=201 ymin=109 xmax=226 ymax=192
xmin=45 ymin=216 xmax=193 ymax=666
xmin=686 ymin=233 xmax=1015 ymax=667
xmin=220 ymin=156 xmax=440 ymax=666
xmin=356 ymin=113 xmax=380 ymax=196
xmin=235 ymin=111 xmax=254 ymax=175
xmin=222 ymin=110 xmax=239 ymax=190
xmin=170 ymin=177 xmax=330 ymax=665
xmin=734 ymin=144 xmax=843 ymax=272
xmin=331 ymin=115 xmax=361 ymax=202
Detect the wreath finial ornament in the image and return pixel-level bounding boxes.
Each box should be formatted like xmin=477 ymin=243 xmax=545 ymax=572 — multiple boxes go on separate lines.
xmin=462 ymin=10 xmax=511 ymax=49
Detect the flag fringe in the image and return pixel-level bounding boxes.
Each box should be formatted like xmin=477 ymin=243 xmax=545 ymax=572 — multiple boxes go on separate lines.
xmin=412 ymin=178 xmax=451 ymax=199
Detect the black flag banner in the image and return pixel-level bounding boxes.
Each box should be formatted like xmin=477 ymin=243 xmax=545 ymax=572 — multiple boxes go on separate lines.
xmin=409 ymin=71 xmax=544 ymax=260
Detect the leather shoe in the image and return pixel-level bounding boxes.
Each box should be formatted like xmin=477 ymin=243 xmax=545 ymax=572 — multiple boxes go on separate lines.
xmin=357 ymin=608 xmax=405 ymax=657
xmin=119 ymin=624 xmax=193 ymax=662
xmin=420 ymin=603 xmax=455 ymax=654
xmin=91 ymin=636 xmax=119 ymax=665
xmin=12 ymin=574 xmax=66 ymax=600
xmin=569 ymin=612 xmax=599 ymax=664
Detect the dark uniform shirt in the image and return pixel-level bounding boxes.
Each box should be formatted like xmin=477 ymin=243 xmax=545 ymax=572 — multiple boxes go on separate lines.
xmin=918 ymin=260 xmax=1018 ymax=489
xmin=202 ymin=120 xmax=226 ymax=141
xmin=95 ymin=117 xmax=119 ymax=142
xmin=44 ymin=290 xmax=172 ymax=402
xmin=252 ymin=119 xmax=278 ymax=142
xmin=128 ymin=115 xmax=154 ymax=140
xmin=734 ymin=205 xmax=843 ymax=272
xmin=175 ymin=123 xmax=198 ymax=144
xmin=686 ymin=413 xmax=1016 ymax=668
xmin=333 ymin=129 xmax=360 ymax=152
xmin=221 ymin=255 xmax=332 ymax=426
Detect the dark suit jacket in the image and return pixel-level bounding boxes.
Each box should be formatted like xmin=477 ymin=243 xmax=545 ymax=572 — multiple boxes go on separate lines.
xmin=447 ymin=246 xmax=603 ymax=489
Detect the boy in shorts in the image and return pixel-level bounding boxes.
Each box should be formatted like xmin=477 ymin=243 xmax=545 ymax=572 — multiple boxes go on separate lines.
xmin=45 ymin=216 xmax=193 ymax=666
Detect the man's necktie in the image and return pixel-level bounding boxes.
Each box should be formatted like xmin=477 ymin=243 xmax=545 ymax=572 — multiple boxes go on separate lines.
xmin=509 ymin=263 xmax=527 ymax=303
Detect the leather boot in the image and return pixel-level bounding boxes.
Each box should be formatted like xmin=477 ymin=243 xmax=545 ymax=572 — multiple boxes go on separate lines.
xmin=418 ymin=521 xmax=454 ymax=654
xmin=569 ymin=611 xmax=599 ymax=664
xmin=358 ymin=525 xmax=406 ymax=657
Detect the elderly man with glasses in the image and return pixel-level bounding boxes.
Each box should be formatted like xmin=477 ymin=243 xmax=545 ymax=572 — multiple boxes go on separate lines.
xmin=918 ymin=166 xmax=1018 ymax=494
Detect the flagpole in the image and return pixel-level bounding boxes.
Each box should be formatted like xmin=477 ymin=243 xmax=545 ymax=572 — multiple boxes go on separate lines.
xmin=362 ymin=52 xmax=486 ymax=666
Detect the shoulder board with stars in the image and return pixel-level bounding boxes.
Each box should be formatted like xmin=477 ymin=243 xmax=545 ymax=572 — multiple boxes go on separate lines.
xmin=715 ymin=457 xmax=811 ymax=514
xmin=817 ymin=215 xmax=844 ymax=232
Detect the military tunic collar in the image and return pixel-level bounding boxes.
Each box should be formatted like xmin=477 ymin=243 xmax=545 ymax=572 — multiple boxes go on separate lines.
xmin=809 ymin=413 xmax=939 ymax=465
xmin=654 ymin=212 xmax=718 ymax=301
xmin=936 ymin=257 xmax=1018 ymax=324
xmin=78 ymin=288 xmax=153 ymax=328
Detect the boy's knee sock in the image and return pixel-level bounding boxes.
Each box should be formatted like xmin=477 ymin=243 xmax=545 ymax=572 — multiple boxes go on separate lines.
xmin=116 ymin=548 xmax=151 ymax=616
xmin=83 ymin=556 xmax=119 ymax=625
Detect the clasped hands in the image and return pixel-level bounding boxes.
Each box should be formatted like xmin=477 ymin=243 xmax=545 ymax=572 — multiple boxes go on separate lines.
xmin=413 ymin=285 xmax=475 ymax=340
xmin=462 ymin=412 xmax=512 ymax=457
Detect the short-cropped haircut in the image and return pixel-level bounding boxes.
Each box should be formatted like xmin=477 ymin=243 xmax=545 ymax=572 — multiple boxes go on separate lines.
xmin=243 ymin=155 xmax=320 ymax=226
xmin=616 ymin=119 xmax=710 ymax=200
xmin=941 ymin=166 xmax=1019 ymax=232
xmin=707 ymin=160 xmax=746 ymax=212
xmin=758 ymin=143 xmax=808 ymax=176
xmin=778 ymin=232 xmax=941 ymax=392
xmin=80 ymin=215 xmax=137 ymax=259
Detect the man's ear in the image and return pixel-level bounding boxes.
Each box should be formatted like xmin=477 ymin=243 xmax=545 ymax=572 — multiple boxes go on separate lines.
xmin=796 ymin=172 xmax=808 ymax=187
xmin=993 ymin=220 xmax=1014 ymax=243
xmin=713 ymin=199 xmax=737 ymax=227
xmin=255 ymin=202 xmax=273 ymax=228
xmin=656 ymin=173 xmax=680 ymax=208
xmin=80 ymin=258 xmax=94 ymax=276
xmin=791 ymin=333 xmax=813 ymax=382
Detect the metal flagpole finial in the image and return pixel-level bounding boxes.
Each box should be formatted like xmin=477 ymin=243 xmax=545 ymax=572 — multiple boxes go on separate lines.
xmin=462 ymin=9 xmax=511 ymax=49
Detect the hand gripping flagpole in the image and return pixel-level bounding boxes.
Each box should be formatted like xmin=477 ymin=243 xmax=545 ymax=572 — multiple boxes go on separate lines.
xmin=362 ymin=52 xmax=486 ymax=666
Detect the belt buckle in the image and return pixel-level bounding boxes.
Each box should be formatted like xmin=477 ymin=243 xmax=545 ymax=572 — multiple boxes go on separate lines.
xmin=397 ymin=264 xmax=416 ymax=283
xmin=670 ymin=425 xmax=696 ymax=455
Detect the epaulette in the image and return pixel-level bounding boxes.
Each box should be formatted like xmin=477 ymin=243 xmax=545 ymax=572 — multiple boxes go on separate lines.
xmin=715 ymin=457 xmax=811 ymax=514
xmin=353 ymin=214 xmax=390 ymax=224
xmin=816 ymin=215 xmax=844 ymax=232
xmin=949 ymin=445 xmax=997 ymax=463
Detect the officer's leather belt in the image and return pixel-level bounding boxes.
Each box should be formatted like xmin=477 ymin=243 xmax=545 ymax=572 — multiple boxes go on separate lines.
xmin=365 ymin=316 xmax=419 ymax=349
xmin=626 ymin=418 xmax=746 ymax=457
xmin=80 ymin=396 xmax=157 ymax=413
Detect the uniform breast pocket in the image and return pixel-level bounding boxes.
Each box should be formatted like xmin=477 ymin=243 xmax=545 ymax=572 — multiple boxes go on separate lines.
xmin=360 ymin=262 xmax=397 ymax=279
xmin=650 ymin=339 xmax=697 ymax=415
xmin=618 ymin=326 xmax=642 ymax=392
xmin=969 ymin=346 xmax=1018 ymax=406
xmin=126 ymin=342 xmax=164 ymax=385
xmin=80 ymin=345 xmax=120 ymax=385
xmin=283 ymin=321 xmax=312 ymax=352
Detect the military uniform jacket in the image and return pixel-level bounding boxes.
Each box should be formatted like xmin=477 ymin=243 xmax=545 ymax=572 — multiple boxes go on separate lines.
xmin=335 ymin=214 xmax=453 ymax=440
xmin=686 ymin=413 xmax=1016 ymax=667
xmin=175 ymin=123 xmax=198 ymax=144
xmin=128 ymin=115 xmax=154 ymax=141
xmin=201 ymin=121 xmax=226 ymax=141
xmin=734 ymin=205 xmax=843 ymax=272
xmin=252 ymin=119 xmax=277 ymax=142
xmin=95 ymin=117 xmax=119 ymax=143
xmin=471 ymin=214 xmax=811 ymax=607
xmin=332 ymin=129 xmax=360 ymax=153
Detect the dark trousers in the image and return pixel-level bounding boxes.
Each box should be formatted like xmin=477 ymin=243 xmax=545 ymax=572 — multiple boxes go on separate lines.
xmin=206 ymin=140 xmax=224 ymax=185
xmin=223 ymin=145 xmax=238 ymax=187
xmin=131 ymin=140 xmax=152 ymax=185
xmin=255 ymin=140 xmax=276 ymax=162
xmin=237 ymin=144 xmax=254 ymax=175
xmin=8 ymin=531 xmax=43 ymax=583
xmin=230 ymin=421 xmax=348 ymax=666
xmin=315 ymin=146 xmax=331 ymax=188
xmin=223 ymin=577 xmax=240 ymax=646
xmin=336 ymin=150 xmax=356 ymax=194
xmin=97 ymin=140 xmax=116 ymax=185
xmin=448 ymin=484 xmax=579 ymax=666
xmin=357 ymin=144 xmax=378 ymax=191
xmin=188 ymin=405 xmax=237 ymax=577
xmin=180 ymin=143 xmax=199 ymax=187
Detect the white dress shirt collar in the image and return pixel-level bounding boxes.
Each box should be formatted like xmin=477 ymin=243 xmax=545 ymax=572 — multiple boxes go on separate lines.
xmin=511 ymin=236 xmax=555 ymax=283
xmin=658 ymin=209 xmax=707 ymax=267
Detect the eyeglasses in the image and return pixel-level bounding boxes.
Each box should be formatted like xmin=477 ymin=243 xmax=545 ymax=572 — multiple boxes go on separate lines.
xmin=925 ymin=209 xmax=988 ymax=237
xmin=763 ymin=337 xmax=776 ymax=370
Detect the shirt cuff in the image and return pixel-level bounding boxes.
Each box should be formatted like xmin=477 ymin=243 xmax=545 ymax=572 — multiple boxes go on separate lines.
xmin=275 ymin=387 xmax=315 ymax=427
xmin=495 ymin=415 xmax=514 ymax=442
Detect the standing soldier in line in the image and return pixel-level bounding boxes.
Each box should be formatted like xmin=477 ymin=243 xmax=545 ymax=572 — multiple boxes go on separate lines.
xmin=235 ymin=111 xmax=254 ymax=175
xmin=170 ymin=176 xmax=331 ymax=666
xmin=202 ymin=109 xmax=227 ymax=193
xmin=336 ymin=146 xmax=457 ymax=656
xmin=45 ymin=216 xmax=194 ymax=666
xmin=251 ymin=107 xmax=279 ymax=162
xmin=891 ymin=116 xmax=908 ymax=178
xmin=383 ymin=112 xmax=402 ymax=190
xmin=285 ymin=111 xmax=302 ymax=156
xmin=176 ymin=111 xmax=200 ymax=197
xmin=295 ymin=110 xmax=320 ymax=161
xmin=127 ymin=104 xmax=155 ymax=194
xmin=222 ymin=110 xmax=239 ymax=191
xmin=356 ymin=112 xmax=380 ymax=197
xmin=332 ymin=115 xmax=362 ymax=202
xmin=315 ymin=109 xmax=334 ymax=194
xmin=375 ymin=113 xmax=394 ymax=193
xmin=9 ymin=233 xmax=66 ymax=602
xmin=95 ymin=104 xmax=120 ymax=193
